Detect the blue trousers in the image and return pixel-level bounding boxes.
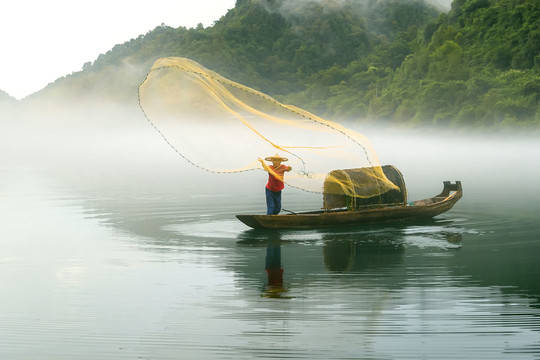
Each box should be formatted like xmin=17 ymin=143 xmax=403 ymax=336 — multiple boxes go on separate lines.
xmin=265 ymin=187 xmax=282 ymax=215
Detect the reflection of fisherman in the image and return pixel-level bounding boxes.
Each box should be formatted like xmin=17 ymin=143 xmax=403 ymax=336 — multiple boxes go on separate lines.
xmin=263 ymin=233 xmax=287 ymax=297
xmin=258 ymin=154 xmax=292 ymax=215
xmin=265 ymin=241 xmax=283 ymax=288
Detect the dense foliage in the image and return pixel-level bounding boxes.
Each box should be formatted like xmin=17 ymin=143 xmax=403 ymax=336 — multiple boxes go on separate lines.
xmin=34 ymin=0 xmax=539 ymax=128
xmin=354 ymin=0 xmax=540 ymax=127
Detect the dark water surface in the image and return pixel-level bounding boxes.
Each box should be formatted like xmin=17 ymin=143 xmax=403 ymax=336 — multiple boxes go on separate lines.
xmin=1 ymin=128 xmax=539 ymax=359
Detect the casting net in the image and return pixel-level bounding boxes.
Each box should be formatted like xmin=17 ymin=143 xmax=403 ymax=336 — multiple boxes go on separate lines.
xmin=138 ymin=57 xmax=398 ymax=199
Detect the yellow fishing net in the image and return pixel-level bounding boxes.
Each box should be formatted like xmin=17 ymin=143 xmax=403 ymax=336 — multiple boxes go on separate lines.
xmin=138 ymin=57 xmax=398 ymax=199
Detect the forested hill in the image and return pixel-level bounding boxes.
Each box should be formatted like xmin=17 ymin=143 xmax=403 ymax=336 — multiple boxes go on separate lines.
xmin=27 ymin=0 xmax=539 ymax=128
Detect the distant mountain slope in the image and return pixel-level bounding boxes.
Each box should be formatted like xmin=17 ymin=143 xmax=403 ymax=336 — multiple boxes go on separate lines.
xmin=0 ymin=89 xmax=18 ymax=114
xmin=24 ymin=0 xmax=539 ymax=128
xmin=0 ymin=89 xmax=17 ymax=103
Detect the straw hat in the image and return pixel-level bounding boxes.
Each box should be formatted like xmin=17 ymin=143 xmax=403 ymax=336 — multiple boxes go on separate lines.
xmin=265 ymin=153 xmax=288 ymax=162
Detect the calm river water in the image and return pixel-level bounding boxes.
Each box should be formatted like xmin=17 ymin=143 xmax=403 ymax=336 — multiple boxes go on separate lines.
xmin=1 ymin=121 xmax=539 ymax=359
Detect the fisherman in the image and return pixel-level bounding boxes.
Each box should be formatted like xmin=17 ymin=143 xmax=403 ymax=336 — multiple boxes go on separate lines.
xmin=258 ymin=154 xmax=292 ymax=215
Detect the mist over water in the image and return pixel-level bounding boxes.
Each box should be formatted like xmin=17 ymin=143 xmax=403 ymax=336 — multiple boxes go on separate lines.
xmin=6 ymin=105 xmax=538 ymax=199
xmin=1 ymin=106 xmax=540 ymax=359
xmin=366 ymin=127 xmax=539 ymax=209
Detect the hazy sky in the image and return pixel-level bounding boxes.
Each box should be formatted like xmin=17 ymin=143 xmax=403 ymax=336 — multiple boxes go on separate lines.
xmin=1 ymin=0 xmax=453 ymax=100
xmin=1 ymin=0 xmax=237 ymax=99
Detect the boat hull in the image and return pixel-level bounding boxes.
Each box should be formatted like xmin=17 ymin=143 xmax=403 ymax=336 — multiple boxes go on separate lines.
xmin=236 ymin=181 xmax=462 ymax=230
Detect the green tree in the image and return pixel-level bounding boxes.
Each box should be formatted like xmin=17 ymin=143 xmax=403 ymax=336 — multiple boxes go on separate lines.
xmin=428 ymin=40 xmax=467 ymax=81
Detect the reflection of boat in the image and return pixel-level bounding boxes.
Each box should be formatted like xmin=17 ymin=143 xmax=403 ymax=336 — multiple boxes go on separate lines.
xmin=323 ymin=236 xmax=407 ymax=273
xmin=236 ymin=166 xmax=462 ymax=230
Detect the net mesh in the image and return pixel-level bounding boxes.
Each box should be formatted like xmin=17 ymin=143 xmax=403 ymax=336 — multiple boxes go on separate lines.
xmin=138 ymin=57 xmax=398 ymax=198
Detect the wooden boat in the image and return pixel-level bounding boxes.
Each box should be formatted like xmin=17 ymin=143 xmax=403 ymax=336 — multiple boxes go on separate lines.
xmin=236 ymin=165 xmax=462 ymax=230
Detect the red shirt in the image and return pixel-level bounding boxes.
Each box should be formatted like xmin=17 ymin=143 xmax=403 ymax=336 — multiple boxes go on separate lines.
xmin=266 ymin=164 xmax=289 ymax=192
xmin=266 ymin=268 xmax=284 ymax=286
